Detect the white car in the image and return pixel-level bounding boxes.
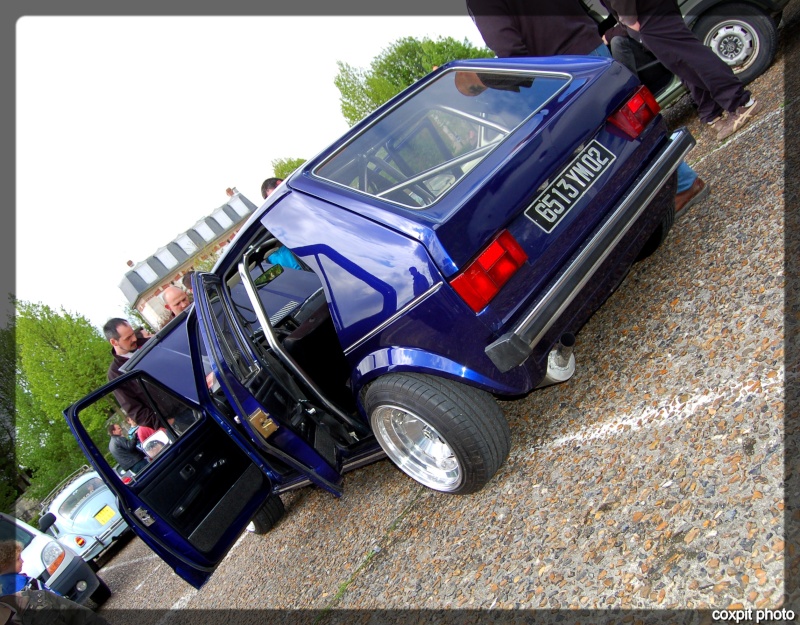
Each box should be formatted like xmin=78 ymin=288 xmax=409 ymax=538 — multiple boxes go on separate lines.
xmin=38 ymin=467 xmax=130 ymax=564
xmin=0 ymin=511 xmax=109 ymax=607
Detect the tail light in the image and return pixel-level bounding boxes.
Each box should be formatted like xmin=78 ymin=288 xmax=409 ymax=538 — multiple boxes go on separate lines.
xmin=450 ymin=230 xmax=528 ymax=313
xmin=607 ymin=85 xmax=660 ymax=140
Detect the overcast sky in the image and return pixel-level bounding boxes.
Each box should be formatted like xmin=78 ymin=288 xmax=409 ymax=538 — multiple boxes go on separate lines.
xmin=16 ymin=16 xmax=484 ymax=331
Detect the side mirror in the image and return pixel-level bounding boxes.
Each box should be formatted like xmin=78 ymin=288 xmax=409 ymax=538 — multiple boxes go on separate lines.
xmin=38 ymin=512 xmax=56 ymax=533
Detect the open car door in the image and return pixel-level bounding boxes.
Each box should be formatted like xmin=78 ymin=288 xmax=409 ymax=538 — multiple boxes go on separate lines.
xmin=64 ymin=370 xmax=273 ymax=589
xmin=192 ymin=268 xmax=365 ymax=496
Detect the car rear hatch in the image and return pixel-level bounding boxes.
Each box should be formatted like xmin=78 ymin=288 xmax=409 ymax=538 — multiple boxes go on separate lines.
xmin=306 ymin=59 xmax=681 ymax=334
xmin=427 ymin=61 xmax=675 ymax=331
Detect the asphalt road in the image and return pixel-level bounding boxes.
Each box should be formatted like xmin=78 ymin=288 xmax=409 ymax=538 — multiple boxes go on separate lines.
xmin=93 ymin=5 xmax=795 ymax=622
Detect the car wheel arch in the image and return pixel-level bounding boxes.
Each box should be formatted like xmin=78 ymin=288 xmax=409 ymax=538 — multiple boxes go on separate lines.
xmin=351 ymin=345 xmax=529 ymax=402
xmin=363 ymin=372 xmax=511 ymax=494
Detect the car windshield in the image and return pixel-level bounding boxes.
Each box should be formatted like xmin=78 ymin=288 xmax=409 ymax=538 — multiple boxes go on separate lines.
xmin=0 ymin=518 xmax=34 ymax=549
xmin=314 ymin=68 xmax=568 ymax=209
xmin=58 ymin=477 xmax=104 ymax=518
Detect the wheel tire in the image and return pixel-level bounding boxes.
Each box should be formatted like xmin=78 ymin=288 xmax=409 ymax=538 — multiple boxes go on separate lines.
xmin=636 ymin=199 xmax=675 ymax=261
xmin=85 ymin=577 xmax=111 ymax=610
xmin=365 ymin=373 xmax=510 ymax=495
xmin=250 ymin=494 xmax=285 ymax=534
xmin=692 ymin=4 xmax=778 ymax=85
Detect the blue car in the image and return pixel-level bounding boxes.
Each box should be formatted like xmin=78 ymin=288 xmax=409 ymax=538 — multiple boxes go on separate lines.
xmin=65 ymin=57 xmax=694 ymax=589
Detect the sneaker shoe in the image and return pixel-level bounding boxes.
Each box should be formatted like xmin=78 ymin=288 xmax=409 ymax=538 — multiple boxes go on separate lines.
xmin=716 ymin=100 xmax=762 ymax=141
xmin=675 ymin=177 xmax=709 ymax=216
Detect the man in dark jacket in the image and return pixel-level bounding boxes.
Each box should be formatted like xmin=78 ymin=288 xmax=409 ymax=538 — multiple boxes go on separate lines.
xmin=103 ymin=318 xmax=159 ymax=430
xmin=603 ymin=0 xmax=760 ymax=140
xmin=107 ymin=424 xmax=148 ymax=473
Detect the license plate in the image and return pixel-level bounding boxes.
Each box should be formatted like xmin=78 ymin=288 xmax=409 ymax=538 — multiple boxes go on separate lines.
xmin=525 ymin=140 xmax=616 ymax=233
xmin=94 ymin=505 xmax=114 ymax=525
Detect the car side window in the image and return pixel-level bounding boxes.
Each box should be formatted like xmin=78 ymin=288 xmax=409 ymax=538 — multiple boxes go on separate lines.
xmin=78 ymin=377 xmax=202 ymax=474
xmin=0 ymin=518 xmax=34 ymax=548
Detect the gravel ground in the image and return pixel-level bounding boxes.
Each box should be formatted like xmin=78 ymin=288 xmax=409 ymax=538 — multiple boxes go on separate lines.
xmin=94 ymin=5 xmax=796 ymax=622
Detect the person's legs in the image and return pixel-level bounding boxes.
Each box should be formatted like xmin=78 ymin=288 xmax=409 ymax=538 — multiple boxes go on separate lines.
xmin=638 ymin=13 xmax=748 ymax=122
xmin=674 ymin=162 xmax=710 ymax=216
xmin=676 ymin=161 xmax=696 ymax=193
xmin=608 ymin=36 xmax=641 ymax=76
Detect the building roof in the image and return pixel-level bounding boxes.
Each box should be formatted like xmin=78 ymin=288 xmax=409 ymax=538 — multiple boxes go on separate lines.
xmin=118 ymin=190 xmax=259 ymax=306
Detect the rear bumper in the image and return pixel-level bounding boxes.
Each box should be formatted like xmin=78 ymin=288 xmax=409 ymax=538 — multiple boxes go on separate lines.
xmin=485 ymin=128 xmax=695 ymax=373
xmin=84 ymin=516 xmax=129 ymax=560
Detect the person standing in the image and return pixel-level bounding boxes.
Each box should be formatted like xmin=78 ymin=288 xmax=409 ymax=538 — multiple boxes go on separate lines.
xmin=103 ymin=318 xmax=159 ymax=431
xmin=466 ymin=0 xmax=708 ymax=215
xmin=107 ymin=423 xmax=148 ymax=473
xmin=161 ymin=286 xmax=191 ymax=318
xmin=603 ymin=0 xmax=761 ymax=140
xmin=467 ymin=0 xmax=612 ymax=57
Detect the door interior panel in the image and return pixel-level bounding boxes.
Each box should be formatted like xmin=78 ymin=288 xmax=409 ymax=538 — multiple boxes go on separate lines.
xmin=136 ymin=421 xmax=261 ymax=553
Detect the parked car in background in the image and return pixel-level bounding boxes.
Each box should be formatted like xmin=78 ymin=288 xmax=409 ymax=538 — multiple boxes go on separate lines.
xmin=588 ymin=0 xmax=790 ymax=108
xmin=0 ymin=512 xmax=109 ymax=607
xmin=66 ymin=56 xmax=694 ymax=589
xmin=38 ymin=466 xmax=130 ymax=565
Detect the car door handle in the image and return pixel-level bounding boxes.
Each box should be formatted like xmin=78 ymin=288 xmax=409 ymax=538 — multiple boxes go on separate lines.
xmin=179 ymin=464 xmax=195 ymax=480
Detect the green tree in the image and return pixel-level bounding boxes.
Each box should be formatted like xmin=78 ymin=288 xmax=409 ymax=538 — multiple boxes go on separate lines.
xmin=14 ymin=301 xmax=113 ymax=499
xmin=335 ymin=36 xmax=492 ymax=126
xmin=271 ymin=157 xmax=307 ymax=180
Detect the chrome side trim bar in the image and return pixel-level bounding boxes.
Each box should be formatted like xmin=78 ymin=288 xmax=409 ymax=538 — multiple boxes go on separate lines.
xmin=485 ymin=128 xmax=695 ymax=373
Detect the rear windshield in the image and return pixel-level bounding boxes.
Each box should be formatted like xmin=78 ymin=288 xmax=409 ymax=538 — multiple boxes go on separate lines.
xmin=314 ymin=68 xmax=568 ymax=209
xmin=58 ymin=477 xmax=104 ymax=518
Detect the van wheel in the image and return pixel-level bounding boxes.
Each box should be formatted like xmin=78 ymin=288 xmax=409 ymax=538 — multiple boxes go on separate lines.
xmin=693 ymin=4 xmax=777 ymax=84
xmin=250 ymin=495 xmax=285 ymax=534
xmin=365 ymin=373 xmax=510 ymax=494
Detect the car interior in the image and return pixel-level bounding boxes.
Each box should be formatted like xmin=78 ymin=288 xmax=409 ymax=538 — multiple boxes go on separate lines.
xmin=197 ymin=226 xmax=374 ymax=477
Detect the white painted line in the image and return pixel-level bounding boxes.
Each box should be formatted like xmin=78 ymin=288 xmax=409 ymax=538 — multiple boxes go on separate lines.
xmin=153 ymin=529 xmax=250 ymax=619
xmin=153 ymin=588 xmax=199 ymax=625
xmin=689 ymin=105 xmax=787 ymax=169
xmin=548 ymin=374 xmax=782 ymax=448
xmin=100 ymin=552 xmax=161 ymax=573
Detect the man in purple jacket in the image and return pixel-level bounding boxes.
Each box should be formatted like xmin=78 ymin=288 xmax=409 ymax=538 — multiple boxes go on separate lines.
xmin=467 ymin=0 xmax=611 ymax=57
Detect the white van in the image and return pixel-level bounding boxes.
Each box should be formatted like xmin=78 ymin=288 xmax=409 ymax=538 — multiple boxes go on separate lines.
xmin=0 ymin=512 xmax=109 ymax=607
